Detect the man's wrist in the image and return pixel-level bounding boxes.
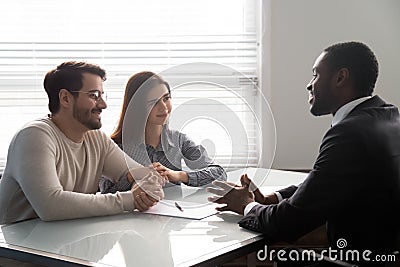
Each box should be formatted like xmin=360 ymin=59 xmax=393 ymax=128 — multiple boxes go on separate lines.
xmin=131 ymin=183 xmax=139 ymax=192
xmin=127 ymin=171 xmax=135 ymax=184
xmin=273 ymin=192 xmax=283 ymax=203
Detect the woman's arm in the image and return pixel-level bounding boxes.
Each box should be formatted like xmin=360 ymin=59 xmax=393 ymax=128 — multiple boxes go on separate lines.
xmin=179 ymin=132 xmax=227 ymax=186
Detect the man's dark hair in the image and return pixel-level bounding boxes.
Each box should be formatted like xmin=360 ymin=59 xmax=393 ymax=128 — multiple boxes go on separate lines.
xmin=43 ymin=61 xmax=106 ymax=114
xmin=323 ymin=41 xmax=378 ymax=96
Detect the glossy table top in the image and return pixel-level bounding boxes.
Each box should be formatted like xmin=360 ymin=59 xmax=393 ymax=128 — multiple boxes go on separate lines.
xmin=0 ymin=168 xmax=308 ymax=267
xmin=1 ymin=211 xmax=260 ymax=266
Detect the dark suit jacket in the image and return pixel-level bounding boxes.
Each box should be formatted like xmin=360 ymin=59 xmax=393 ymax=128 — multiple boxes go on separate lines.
xmin=239 ymin=95 xmax=400 ymax=254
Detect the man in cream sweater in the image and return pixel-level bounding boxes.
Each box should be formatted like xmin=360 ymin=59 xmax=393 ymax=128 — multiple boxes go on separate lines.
xmin=0 ymin=61 xmax=165 ymax=224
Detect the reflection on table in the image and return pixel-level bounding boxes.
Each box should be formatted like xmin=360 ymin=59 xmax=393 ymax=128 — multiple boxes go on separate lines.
xmin=0 ymin=168 xmax=307 ymax=267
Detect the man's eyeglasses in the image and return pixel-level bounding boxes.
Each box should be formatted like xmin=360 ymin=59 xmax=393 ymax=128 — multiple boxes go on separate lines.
xmin=69 ymin=90 xmax=107 ymax=102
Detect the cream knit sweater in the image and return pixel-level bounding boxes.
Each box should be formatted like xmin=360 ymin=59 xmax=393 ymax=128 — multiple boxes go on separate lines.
xmin=0 ymin=117 xmax=141 ymax=224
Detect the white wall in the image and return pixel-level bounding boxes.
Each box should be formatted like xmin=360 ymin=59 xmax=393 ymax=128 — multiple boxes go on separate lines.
xmin=260 ymin=0 xmax=400 ymax=169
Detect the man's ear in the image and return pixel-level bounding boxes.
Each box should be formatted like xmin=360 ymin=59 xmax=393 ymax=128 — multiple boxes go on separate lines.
xmin=59 ymin=89 xmax=73 ymax=108
xmin=335 ymin=68 xmax=350 ymax=87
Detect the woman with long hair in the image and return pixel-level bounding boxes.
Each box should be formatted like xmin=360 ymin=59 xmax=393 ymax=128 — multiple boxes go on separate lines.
xmin=99 ymin=71 xmax=226 ymax=193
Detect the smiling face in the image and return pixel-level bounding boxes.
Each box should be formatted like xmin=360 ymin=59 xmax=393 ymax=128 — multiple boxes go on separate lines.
xmin=146 ymin=83 xmax=171 ymax=126
xmin=72 ymin=73 xmax=107 ymax=130
xmin=306 ymin=52 xmax=339 ymax=116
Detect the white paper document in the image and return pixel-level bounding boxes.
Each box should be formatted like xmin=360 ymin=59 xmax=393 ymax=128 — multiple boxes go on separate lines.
xmin=141 ymin=200 xmax=219 ymax=220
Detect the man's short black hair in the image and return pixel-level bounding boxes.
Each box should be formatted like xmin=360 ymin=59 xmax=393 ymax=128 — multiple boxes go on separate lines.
xmin=323 ymin=41 xmax=378 ymax=96
xmin=43 ymin=61 xmax=106 ymax=114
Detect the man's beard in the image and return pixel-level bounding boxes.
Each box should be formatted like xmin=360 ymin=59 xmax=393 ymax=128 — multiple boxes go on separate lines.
xmin=73 ymin=105 xmax=102 ymax=130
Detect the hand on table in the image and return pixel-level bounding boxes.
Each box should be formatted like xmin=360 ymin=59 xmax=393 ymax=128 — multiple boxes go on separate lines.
xmin=240 ymin=174 xmax=279 ymax=205
xmin=128 ymin=166 xmax=166 ymax=185
xmin=152 ymin=162 xmax=189 ymax=184
xmin=206 ymin=180 xmax=255 ymax=215
xmin=130 ymin=168 xmax=165 ymax=212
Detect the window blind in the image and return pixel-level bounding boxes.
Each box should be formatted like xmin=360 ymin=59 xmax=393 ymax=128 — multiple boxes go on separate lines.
xmin=0 ymin=0 xmax=259 ymax=172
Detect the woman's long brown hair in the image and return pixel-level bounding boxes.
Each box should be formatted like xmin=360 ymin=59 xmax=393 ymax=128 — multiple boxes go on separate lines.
xmin=110 ymin=71 xmax=170 ymax=145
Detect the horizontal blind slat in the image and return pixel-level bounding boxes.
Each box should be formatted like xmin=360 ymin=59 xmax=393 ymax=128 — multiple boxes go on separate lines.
xmin=0 ymin=0 xmax=259 ymax=172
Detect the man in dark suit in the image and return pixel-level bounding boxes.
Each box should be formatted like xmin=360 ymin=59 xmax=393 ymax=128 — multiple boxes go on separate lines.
xmin=208 ymin=41 xmax=400 ymax=265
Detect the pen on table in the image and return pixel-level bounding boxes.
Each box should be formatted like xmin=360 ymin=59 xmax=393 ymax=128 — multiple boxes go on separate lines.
xmin=175 ymin=201 xmax=184 ymax=212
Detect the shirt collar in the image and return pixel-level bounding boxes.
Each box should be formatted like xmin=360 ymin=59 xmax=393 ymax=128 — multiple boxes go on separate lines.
xmin=126 ymin=124 xmax=175 ymax=151
xmin=147 ymin=125 xmax=175 ymax=151
xmin=331 ymin=96 xmax=372 ymax=127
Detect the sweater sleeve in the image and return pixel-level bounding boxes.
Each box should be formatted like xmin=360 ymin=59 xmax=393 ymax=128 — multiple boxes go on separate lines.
xmin=9 ymin=127 xmax=135 ymax=221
